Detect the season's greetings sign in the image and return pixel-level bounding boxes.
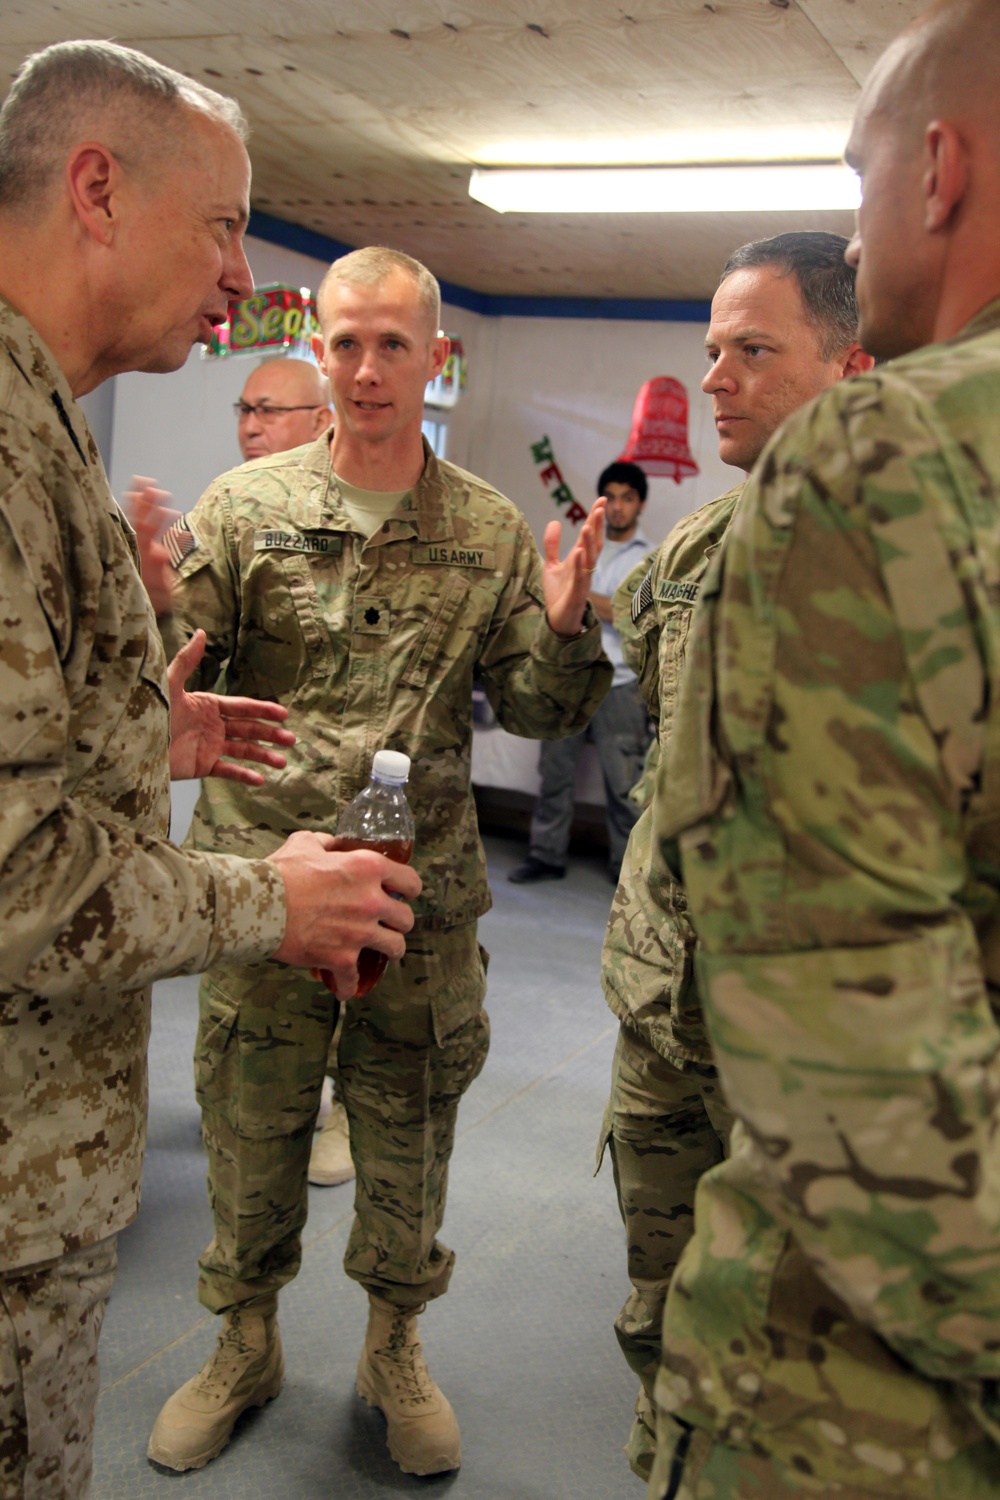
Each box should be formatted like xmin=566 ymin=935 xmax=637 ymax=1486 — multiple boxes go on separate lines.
xmin=204 ymin=285 xmax=319 ymax=359
xmin=425 ymin=337 xmax=466 ymax=409
xmin=530 ymin=436 xmax=588 ymax=525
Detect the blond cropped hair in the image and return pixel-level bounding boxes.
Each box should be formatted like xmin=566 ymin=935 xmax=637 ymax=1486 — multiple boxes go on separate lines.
xmin=318 ymin=246 xmax=441 ymax=339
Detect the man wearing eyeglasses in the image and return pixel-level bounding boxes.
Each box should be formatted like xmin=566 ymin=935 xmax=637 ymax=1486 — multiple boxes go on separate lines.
xmin=131 ymin=360 xmax=332 ymax=618
xmin=235 ymin=357 xmax=331 ymax=462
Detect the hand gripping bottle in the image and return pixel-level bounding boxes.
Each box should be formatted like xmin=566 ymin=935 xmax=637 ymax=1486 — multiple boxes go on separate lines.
xmin=314 ymin=750 xmax=415 ymax=998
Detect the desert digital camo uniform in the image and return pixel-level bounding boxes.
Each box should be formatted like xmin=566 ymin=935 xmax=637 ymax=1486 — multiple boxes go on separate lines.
xmin=165 ymin=434 xmax=611 ymax=1313
xmin=596 ymin=488 xmax=741 ymax=1479
xmin=647 ymin=302 xmax=1000 ymax=1499
xmin=0 ymin=299 xmax=285 ymax=1491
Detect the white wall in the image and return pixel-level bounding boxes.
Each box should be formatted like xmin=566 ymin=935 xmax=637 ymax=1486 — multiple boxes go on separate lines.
xmin=107 ymin=232 xmax=730 ymax=549
xmin=457 ymin=314 xmax=731 ymax=550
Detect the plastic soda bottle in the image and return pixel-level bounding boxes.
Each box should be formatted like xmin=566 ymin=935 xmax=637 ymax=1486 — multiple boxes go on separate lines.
xmin=313 ymin=749 xmax=415 ymax=998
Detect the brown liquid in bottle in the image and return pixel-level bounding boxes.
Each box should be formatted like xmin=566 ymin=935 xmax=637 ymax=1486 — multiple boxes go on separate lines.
xmin=312 ymin=836 xmax=415 ymax=998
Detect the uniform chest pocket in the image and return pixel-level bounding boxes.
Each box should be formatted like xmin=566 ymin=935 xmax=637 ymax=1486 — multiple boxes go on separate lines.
xmin=138 ymin=624 xmax=171 ymax=713
xmin=658 ymin=599 xmax=696 ymax=680
xmin=656 ymin=543 xmax=720 ymax=664
xmin=658 ymin=551 xmax=736 ymax=839
xmin=400 ymin=571 xmax=474 ymax=689
xmin=73 ymin=630 xmax=171 ymax=833
xmin=282 ymin=554 xmax=339 ymax=664
xmin=240 ymin=552 xmax=338 ymax=696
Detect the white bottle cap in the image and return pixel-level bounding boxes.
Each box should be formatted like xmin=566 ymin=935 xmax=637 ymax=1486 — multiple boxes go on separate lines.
xmin=371 ymin=749 xmax=411 ymax=784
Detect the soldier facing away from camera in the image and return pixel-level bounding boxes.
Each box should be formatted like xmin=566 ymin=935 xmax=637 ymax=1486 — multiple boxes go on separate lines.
xmin=647 ymin=2 xmax=1000 ymax=1495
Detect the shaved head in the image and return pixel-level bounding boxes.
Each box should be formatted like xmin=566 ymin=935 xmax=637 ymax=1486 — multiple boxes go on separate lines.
xmin=242 ymin=357 xmax=328 ymax=407
xmin=845 ymin=0 xmax=1000 ymax=359
xmin=863 ymin=0 xmax=1000 ymax=131
xmin=237 ymin=358 xmax=330 ymax=461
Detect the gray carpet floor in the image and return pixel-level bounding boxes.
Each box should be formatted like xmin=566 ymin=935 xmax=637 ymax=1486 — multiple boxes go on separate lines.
xmin=92 ymin=834 xmax=638 ymax=1499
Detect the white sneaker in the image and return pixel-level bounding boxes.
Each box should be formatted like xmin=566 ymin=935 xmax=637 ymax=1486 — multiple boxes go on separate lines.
xmin=315 ymin=1073 xmax=334 ymax=1131
xmin=308 ymin=1100 xmax=355 ymax=1186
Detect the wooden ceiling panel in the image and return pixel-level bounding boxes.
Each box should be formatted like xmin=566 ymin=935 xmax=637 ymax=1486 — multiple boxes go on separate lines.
xmin=0 ymin=0 xmax=242 ymax=48
xmin=0 ymin=0 xmax=927 ymax=299
xmin=796 ymin=0 xmax=926 ymax=85
xmin=150 ymin=37 xmax=396 ymax=133
xmin=224 ymin=3 xmax=849 ymax=140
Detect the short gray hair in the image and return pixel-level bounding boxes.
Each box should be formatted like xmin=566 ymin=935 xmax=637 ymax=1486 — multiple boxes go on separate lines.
xmin=720 ymin=231 xmax=860 ymax=359
xmin=319 ymin=246 xmax=442 ymax=339
xmin=0 ymin=40 xmax=248 ymax=212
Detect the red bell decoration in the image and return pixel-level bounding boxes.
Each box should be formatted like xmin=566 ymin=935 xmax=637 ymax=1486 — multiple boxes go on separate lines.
xmin=618 ymin=377 xmax=699 ymax=483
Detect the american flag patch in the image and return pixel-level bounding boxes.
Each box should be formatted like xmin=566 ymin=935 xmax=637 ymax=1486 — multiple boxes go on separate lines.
xmin=163 ymin=517 xmax=198 ymax=569
xmin=630 ymin=566 xmax=654 ymax=625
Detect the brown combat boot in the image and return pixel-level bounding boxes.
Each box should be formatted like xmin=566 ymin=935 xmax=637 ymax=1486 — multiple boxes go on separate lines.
xmin=146 ymin=1295 xmax=283 ymax=1471
xmin=356 ymin=1296 xmax=461 ymax=1474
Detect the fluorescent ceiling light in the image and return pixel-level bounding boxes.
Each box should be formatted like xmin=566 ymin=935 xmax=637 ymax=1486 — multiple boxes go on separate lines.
xmin=469 ymin=163 xmax=860 ymax=215
xmin=475 ymin=126 xmax=850 ymax=168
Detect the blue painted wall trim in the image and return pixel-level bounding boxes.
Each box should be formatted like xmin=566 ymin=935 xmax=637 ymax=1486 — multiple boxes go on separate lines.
xmin=249 ymin=211 xmax=355 ymax=269
xmin=248 ymin=209 xmax=711 ymax=324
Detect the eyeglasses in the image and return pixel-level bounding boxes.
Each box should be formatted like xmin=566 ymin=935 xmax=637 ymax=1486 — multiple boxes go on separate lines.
xmin=234 ymin=401 xmax=325 ymax=422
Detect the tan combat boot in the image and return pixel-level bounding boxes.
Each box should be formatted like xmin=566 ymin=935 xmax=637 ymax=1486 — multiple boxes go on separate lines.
xmin=308 ymin=1099 xmax=355 ymax=1187
xmin=625 ymin=1385 xmax=656 ymax=1480
xmin=147 ymin=1295 xmax=283 ymax=1471
xmin=356 ymin=1296 xmax=461 ymax=1474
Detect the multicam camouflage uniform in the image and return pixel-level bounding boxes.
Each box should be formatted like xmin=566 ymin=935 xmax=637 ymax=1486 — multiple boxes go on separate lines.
xmin=597 ymin=488 xmax=741 ymax=1479
xmin=648 ymin=303 xmax=1000 ymax=1498
xmin=0 ymin=300 xmax=285 ymax=1493
xmin=165 ymin=434 xmax=611 ymax=1315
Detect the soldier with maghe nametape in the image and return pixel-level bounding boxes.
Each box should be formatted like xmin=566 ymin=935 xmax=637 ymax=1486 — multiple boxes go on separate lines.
xmin=596 ymin=231 xmax=872 ymax=1482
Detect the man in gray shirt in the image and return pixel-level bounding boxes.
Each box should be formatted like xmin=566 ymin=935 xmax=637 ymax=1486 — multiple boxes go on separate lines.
xmin=510 ymin=461 xmax=651 ymax=885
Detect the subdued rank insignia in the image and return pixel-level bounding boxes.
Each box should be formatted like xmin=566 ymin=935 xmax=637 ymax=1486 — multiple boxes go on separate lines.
xmin=164 ymin=517 xmax=198 ymax=569
xmin=630 ymin=566 xmax=654 ymax=624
